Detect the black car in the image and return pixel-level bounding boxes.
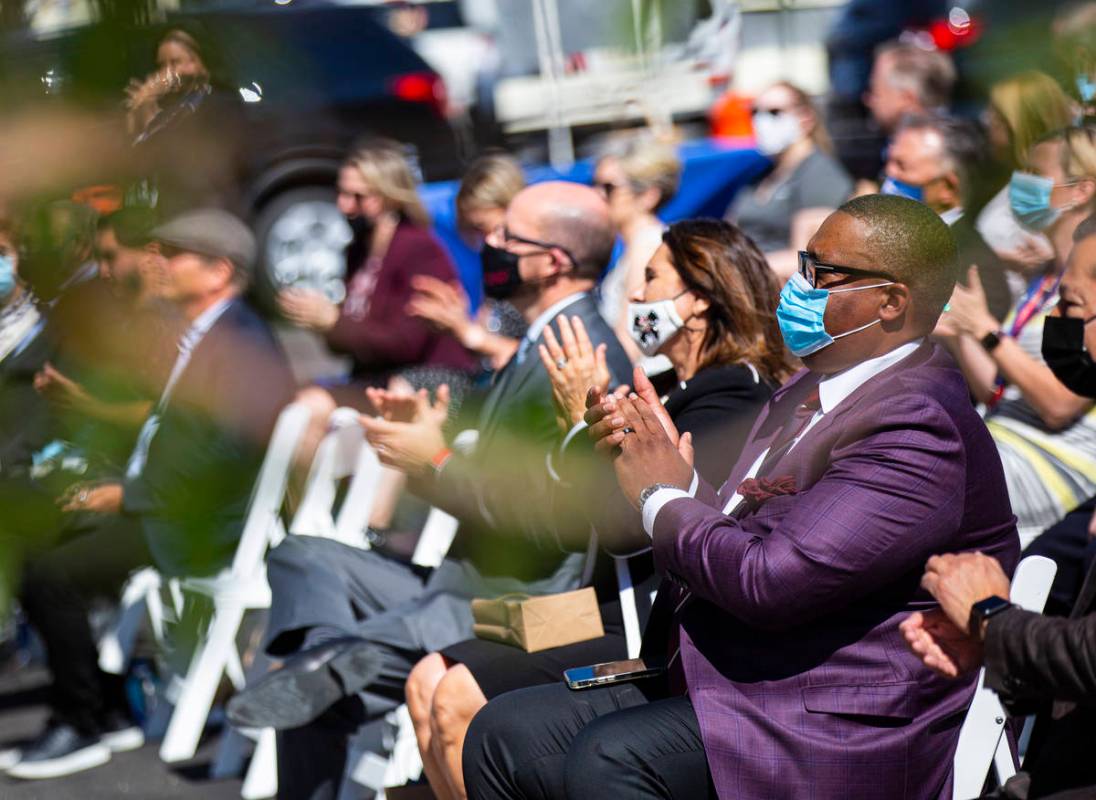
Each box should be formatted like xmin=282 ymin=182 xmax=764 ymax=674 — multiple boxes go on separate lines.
xmin=0 ymin=1 xmax=461 ymax=299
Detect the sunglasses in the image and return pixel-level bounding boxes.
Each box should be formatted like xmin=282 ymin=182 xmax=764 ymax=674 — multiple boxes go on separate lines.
xmin=798 ymin=251 xmax=897 ymax=289
xmin=751 ymin=106 xmax=795 ymax=118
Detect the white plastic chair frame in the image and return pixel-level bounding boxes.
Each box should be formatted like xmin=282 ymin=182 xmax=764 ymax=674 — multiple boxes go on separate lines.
xmin=952 ymin=554 xmax=1058 ymax=799
xmin=155 ymin=403 xmax=312 ymax=764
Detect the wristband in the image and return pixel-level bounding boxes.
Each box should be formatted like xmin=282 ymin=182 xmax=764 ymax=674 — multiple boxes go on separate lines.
xmin=431 ymin=447 xmax=453 ymax=474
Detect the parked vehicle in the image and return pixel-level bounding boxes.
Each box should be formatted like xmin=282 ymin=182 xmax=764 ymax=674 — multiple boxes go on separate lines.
xmin=0 ymin=1 xmax=461 ymax=301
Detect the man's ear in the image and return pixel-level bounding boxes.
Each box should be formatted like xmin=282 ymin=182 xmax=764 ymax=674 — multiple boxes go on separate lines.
xmin=548 ymin=248 xmax=575 ymax=277
xmin=879 ymin=282 xmax=912 ymax=323
xmin=940 ymin=170 xmax=963 ymax=208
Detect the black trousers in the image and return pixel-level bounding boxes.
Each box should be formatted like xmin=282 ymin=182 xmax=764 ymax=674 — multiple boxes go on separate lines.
xmin=19 ymin=516 xmax=150 ymax=734
xmin=463 ymin=681 xmax=715 ymax=800
xmin=1023 ymin=495 xmax=1096 ymax=617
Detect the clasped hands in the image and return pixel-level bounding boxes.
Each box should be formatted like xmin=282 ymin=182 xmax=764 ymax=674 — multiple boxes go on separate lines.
xmin=584 ymin=365 xmax=694 ymax=507
xmin=900 ymin=552 xmax=1012 ymax=679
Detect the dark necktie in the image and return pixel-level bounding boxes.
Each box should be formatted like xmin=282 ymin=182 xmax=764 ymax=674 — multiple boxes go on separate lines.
xmin=639 ymin=385 xmax=823 ymax=692
xmin=753 ymin=386 xmax=821 ymax=479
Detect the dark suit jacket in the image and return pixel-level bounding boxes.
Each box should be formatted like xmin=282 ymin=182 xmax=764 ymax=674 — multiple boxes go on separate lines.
xmin=122 ymin=298 xmax=294 ymax=576
xmin=648 ymin=343 xmax=1020 ymax=799
xmin=984 ymin=559 xmax=1096 ymax=798
xmin=0 ymin=309 xmax=51 ymax=473
xmin=420 ymin=291 xmax=632 ymax=582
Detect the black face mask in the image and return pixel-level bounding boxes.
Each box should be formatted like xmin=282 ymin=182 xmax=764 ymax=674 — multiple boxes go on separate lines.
xmin=1042 ymin=314 xmax=1096 ymax=397
xmin=347 ymin=214 xmax=373 ymax=242
xmin=481 ymin=242 xmax=525 ymax=300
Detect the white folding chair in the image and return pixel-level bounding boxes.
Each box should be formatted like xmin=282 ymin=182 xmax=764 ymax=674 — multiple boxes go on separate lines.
xmin=156 ymin=402 xmax=311 ymax=764
xmin=98 ymin=566 xmax=166 ymax=675
xmin=241 ymin=421 xmax=461 ymax=797
xmin=952 ymin=554 xmax=1058 ymax=799
xmin=289 ymin=406 xmax=384 ymax=549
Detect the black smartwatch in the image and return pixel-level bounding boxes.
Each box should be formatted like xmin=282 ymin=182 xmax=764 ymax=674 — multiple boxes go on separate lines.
xmin=968 ymin=595 xmax=1013 ymax=639
xmin=980 ymin=329 xmax=1005 ymax=353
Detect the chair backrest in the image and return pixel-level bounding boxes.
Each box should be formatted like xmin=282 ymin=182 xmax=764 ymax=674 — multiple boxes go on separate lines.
xmin=289 ymin=406 xmax=382 ymax=549
xmin=951 ymin=554 xmax=1058 ymax=799
xmin=411 ymin=507 xmax=459 ymax=568
xmin=408 ymin=428 xmax=478 ymax=567
xmin=227 ymin=402 xmax=312 ymax=578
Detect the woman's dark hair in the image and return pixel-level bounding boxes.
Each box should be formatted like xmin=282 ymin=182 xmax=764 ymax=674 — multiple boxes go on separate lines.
xmin=661 ymin=219 xmax=794 ymax=384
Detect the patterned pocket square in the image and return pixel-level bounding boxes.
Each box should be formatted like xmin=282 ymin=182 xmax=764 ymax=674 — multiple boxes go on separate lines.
xmin=736 ymin=475 xmax=797 ymax=513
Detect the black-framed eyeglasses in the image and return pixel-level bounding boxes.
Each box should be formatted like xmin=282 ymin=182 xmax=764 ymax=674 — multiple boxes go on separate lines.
xmin=501 ymin=227 xmax=578 ymax=267
xmin=798 ymin=251 xmax=897 ymax=289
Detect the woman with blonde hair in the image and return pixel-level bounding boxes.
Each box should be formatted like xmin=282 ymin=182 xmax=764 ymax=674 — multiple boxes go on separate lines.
xmin=976 ymin=72 xmax=1077 ymax=271
xmin=937 ymin=126 xmax=1096 ymax=547
xmin=727 ymin=81 xmax=853 ymax=281
xmin=594 ymin=137 xmax=681 ymax=363
xmin=407 ymin=153 xmax=527 ymax=370
xmin=279 ymin=138 xmax=477 ymax=489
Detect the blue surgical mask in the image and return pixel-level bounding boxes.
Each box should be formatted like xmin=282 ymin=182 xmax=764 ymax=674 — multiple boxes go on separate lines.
xmin=1009 ymin=171 xmax=1065 ymax=231
xmin=776 ymin=273 xmax=893 ymax=357
xmin=1078 ymin=74 xmax=1096 ymax=104
xmin=0 ymin=254 xmax=16 ymax=301
xmin=880 ymin=176 xmax=924 ymax=203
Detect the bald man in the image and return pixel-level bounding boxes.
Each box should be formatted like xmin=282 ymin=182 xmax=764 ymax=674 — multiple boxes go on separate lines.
xmin=227 ymin=182 xmax=633 ymax=799
xmin=464 ymin=195 xmax=1020 ymax=800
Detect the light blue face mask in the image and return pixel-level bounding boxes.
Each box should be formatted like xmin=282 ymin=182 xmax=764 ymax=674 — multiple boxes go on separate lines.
xmin=777 ymin=272 xmax=893 ymax=357
xmin=0 ymin=254 xmax=16 ymax=301
xmin=1009 ymin=170 xmax=1066 ymax=231
xmin=880 ymin=176 xmax=924 ymax=203
xmin=1078 ymin=74 xmax=1096 ymax=104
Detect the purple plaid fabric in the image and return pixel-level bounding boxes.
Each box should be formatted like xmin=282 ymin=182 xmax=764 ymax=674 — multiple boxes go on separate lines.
xmin=650 ymin=342 xmax=1020 ymax=799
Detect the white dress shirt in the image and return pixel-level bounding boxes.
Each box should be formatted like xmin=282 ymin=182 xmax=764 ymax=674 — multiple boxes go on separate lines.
xmin=640 ymin=339 xmax=925 ymax=537
xmin=125 ymin=298 xmax=234 ymax=479
xmin=514 ymin=291 xmax=589 ymax=365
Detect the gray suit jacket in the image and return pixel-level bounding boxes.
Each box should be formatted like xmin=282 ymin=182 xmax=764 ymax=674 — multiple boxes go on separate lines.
xmin=419 ymin=291 xmax=632 ymax=582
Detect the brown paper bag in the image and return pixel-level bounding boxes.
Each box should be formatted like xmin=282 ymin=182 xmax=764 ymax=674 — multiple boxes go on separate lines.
xmin=471 ymin=587 xmax=604 ymax=653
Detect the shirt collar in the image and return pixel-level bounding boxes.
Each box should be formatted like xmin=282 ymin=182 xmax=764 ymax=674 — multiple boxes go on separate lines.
xmin=816 ymin=338 xmax=923 ymax=414
xmin=182 ymin=297 xmax=234 ymax=350
xmin=939 ymin=206 xmax=964 ymax=226
xmin=524 ymin=291 xmax=587 ymax=343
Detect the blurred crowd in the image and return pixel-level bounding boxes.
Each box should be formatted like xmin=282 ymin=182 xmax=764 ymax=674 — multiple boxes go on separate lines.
xmin=8 ymin=3 xmax=1096 ymax=800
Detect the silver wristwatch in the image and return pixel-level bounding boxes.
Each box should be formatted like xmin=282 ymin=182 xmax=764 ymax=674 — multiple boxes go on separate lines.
xmin=638 ymin=482 xmax=682 ymax=512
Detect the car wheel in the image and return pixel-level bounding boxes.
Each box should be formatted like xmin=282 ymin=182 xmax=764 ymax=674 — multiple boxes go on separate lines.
xmin=253 ymin=186 xmax=351 ymax=306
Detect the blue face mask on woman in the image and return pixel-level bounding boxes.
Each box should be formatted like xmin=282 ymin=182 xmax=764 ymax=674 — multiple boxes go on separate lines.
xmin=0 ymin=254 xmax=16 ymax=301
xmin=1009 ymin=171 xmax=1068 ymax=231
xmin=776 ymin=273 xmax=894 ymax=357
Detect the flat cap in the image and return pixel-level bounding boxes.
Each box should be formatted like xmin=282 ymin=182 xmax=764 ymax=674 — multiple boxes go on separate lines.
xmin=152 ymin=208 xmax=256 ymax=271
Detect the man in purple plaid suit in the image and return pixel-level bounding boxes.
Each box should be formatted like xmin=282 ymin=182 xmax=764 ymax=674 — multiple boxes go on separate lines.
xmin=462 ymin=194 xmax=1021 ymax=800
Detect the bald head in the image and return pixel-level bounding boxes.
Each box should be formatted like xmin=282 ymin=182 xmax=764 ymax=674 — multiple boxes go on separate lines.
xmin=510 ymin=181 xmax=614 ymax=277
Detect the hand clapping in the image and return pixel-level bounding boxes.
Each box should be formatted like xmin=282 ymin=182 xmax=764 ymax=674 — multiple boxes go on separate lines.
xmin=585 ymin=366 xmax=694 ymax=506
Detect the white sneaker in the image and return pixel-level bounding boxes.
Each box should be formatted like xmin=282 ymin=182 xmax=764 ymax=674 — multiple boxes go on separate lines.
xmin=0 ymin=747 xmax=22 ymax=771
xmin=100 ymin=725 xmax=144 ymax=753
xmin=6 ymin=724 xmax=111 ymax=780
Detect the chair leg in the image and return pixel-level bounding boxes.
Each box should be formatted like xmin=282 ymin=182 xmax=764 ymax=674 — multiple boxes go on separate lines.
xmin=98 ymin=594 xmax=146 ymax=675
xmin=241 ymin=729 xmax=278 ymax=800
xmin=159 ymin=602 xmax=245 ymax=763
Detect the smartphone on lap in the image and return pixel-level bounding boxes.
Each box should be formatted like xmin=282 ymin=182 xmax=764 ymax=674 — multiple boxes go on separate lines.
xmin=563 ymin=658 xmax=666 ymax=690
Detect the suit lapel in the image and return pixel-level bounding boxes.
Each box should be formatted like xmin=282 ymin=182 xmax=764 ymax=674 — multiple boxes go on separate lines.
xmin=716 ymin=341 xmax=936 ymax=506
